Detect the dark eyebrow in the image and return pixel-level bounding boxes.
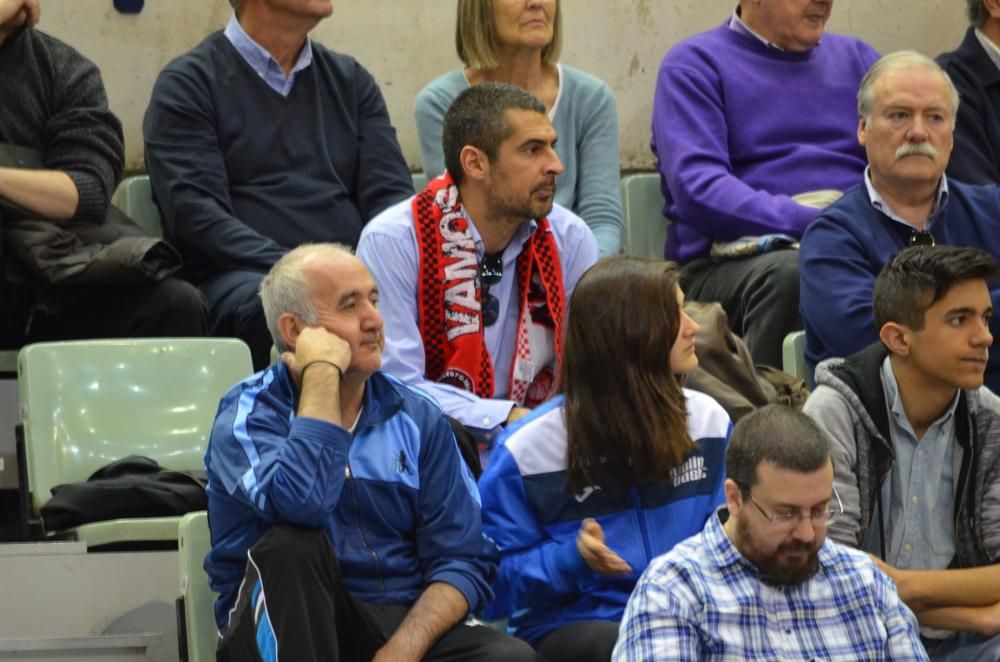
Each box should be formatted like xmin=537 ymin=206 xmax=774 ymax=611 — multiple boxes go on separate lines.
xmin=337 ymin=290 xmax=361 ymax=307
xmin=944 ymin=306 xmax=986 ymax=317
xmin=519 ymin=138 xmax=549 ymax=150
xmin=338 ymin=287 xmax=379 ymax=307
xmin=772 ymin=497 xmax=831 ymax=510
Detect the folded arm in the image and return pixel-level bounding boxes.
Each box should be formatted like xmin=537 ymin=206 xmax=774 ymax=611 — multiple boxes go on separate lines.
xmin=0 ymin=168 xmax=77 ymax=220
xmin=879 ymin=561 xmax=1000 ymax=634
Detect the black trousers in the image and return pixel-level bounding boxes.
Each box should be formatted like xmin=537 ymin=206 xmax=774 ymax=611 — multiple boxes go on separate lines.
xmin=217 ymin=524 xmax=542 ymax=662
xmin=681 ymin=250 xmax=801 ymax=368
xmin=199 ymin=270 xmax=271 ymax=371
xmin=11 ymin=277 xmax=207 ymax=344
xmin=535 ymin=620 xmax=620 ymax=662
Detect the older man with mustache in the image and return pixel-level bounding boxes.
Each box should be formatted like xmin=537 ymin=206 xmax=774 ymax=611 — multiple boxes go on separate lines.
xmin=800 ymin=51 xmax=1000 ymax=392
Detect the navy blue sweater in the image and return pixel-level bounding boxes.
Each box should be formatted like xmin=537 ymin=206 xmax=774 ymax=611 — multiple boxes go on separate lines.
xmin=143 ymin=32 xmax=412 ymax=281
xmin=800 ymin=179 xmax=1000 ymax=391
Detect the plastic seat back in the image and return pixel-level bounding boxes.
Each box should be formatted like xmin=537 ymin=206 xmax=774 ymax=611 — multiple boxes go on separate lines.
xmin=113 ymin=175 xmax=163 ymax=237
xmin=411 ymin=172 xmax=428 ymax=192
xmin=782 ymin=331 xmax=809 ymax=380
xmin=621 ymin=173 xmax=670 ymax=259
xmin=178 ymin=510 xmax=218 ymax=662
xmin=18 ymin=338 xmax=253 ymax=517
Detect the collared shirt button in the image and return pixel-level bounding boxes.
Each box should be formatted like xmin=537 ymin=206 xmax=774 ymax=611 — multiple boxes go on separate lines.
xmin=482 ymin=417 xmax=491 ymax=426
xmin=904 ymin=543 xmax=912 ymax=552
xmin=911 ymin=495 xmax=918 ymax=504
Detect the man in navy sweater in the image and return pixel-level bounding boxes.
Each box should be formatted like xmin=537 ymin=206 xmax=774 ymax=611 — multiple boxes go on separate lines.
xmin=937 ymin=0 xmax=1000 ymax=186
xmin=144 ymin=0 xmax=412 ymax=370
xmin=800 ymin=51 xmax=1000 ymax=392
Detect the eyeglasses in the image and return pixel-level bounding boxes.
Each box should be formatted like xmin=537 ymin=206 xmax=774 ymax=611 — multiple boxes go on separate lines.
xmin=478 ymin=252 xmax=503 ymax=327
xmin=909 ymin=230 xmax=935 ymax=247
xmin=742 ymin=487 xmax=844 ymax=528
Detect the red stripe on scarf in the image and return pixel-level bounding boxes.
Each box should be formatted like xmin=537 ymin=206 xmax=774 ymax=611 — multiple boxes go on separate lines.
xmin=413 ymin=171 xmax=564 ymax=406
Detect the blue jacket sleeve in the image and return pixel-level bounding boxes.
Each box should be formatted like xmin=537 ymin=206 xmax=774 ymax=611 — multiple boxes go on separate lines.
xmin=350 ymin=62 xmax=414 ymax=219
xmin=478 ymin=444 xmax=593 ymax=618
xmin=143 ymin=65 xmax=286 ymax=272
xmin=207 ymin=385 xmax=353 ymax=527
xmin=799 ymin=208 xmax=880 ymax=365
xmin=415 ymin=412 xmax=498 ymax=615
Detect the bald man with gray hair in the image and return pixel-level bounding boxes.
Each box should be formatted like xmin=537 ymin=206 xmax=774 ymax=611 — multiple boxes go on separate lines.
xmin=801 ymin=50 xmax=1000 ymax=390
xmin=205 ymin=242 xmax=540 ymax=661
xmin=938 ymin=0 xmax=1000 ymax=185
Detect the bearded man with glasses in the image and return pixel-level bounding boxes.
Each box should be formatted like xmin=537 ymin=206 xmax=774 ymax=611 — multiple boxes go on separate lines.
xmin=358 ymin=83 xmax=597 ymax=469
xmin=801 ymin=51 xmax=1000 ymax=392
xmin=613 ymin=405 xmax=926 ymax=661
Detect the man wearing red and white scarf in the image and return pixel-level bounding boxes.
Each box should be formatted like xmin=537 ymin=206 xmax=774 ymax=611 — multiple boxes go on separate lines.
xmin=358 ymin=83 xmax=597 ymax=462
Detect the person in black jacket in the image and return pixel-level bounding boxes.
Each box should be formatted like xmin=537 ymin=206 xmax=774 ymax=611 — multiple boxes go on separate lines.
xmin=937 ymin=0 xmax=1000 ymax=185
xmin=0 ymin=0 xmax=206 ymax=346
xmin=144 ymin=0 xmax=413 ymax=370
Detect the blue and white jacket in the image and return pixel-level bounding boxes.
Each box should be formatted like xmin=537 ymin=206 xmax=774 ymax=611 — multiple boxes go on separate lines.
xmin=478 ymin=390 xmax=731 ymax=644
xmin=204 ymin=362 xmax=497 ymax=628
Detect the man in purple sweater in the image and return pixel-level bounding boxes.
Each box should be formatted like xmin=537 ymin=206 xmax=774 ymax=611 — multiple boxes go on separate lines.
xmin=652 ymin=0 xmax=878 ymax=367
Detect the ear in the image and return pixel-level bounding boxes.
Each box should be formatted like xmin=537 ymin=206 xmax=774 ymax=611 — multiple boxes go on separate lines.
xmin=857 ymin=116 xmax=868 ymax=147
xmin=277 ymin=312 xmax=303 ymax=352
xmin=458 ymin=145 xmax=489 ymax=183
xmin=724 ymin=478 xmax=744 ymax=516
xmin=985 ymin=0 xmax=1000 ymax=19
xmin=879 ymin=321 xmax=911 ymax=357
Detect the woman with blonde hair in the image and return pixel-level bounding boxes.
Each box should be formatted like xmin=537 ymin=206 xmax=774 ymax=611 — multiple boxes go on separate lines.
xmin=479 ymin=256 xmax=732 ymax=661
xmin=414 ymin=0 xmax=622 ymax=257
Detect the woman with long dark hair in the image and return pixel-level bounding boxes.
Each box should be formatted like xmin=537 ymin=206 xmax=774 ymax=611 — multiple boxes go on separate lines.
xmin=479 ymin=256 xmax=732 ymax=662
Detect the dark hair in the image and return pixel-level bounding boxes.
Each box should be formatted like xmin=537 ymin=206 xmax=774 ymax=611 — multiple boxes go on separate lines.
xmin=563 ymin=256 xmax=694 ymax=492
xmin=726 ymin=405 xmax=830 ymax=494
xmin=873 ymin=245 xmax=998 ymax=331
xmin=442 ymin=82 xmax=546 ymax=186
xmin=968 ymin=0 xmax=988 ymax=26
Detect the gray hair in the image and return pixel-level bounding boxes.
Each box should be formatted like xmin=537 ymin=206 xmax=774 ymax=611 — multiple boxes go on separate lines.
xmin=857 ymin=51 xmax=960 ymax=124
xmin=968 ymin=0 xmax=988 ymax=26
xmin=726 ymin=406 xmax=831 ymax=494
xmin=258 ymin=243 xmax=354 ymax=353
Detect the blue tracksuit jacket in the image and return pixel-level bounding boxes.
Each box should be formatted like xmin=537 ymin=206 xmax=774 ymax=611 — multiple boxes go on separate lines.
xmin=204 ymin=362 xmax=497 ymax=628
xmin=478 ymin=390 xmax=731 ymax=644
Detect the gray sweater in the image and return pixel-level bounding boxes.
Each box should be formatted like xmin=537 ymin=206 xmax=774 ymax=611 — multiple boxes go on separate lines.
xmin=804 ymin=343 xmax=1000 ymax=568
xmin=0 ymin=27 xmax=124 ymax=223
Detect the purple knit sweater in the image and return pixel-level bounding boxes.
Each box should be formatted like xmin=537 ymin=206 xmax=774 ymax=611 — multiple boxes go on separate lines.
xmin=652 ymin=23 xmax=879 ymax=262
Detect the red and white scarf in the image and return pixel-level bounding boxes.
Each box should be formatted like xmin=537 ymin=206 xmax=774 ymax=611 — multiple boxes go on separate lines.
xmin=412 ymin=171 xmax=565 ymax=407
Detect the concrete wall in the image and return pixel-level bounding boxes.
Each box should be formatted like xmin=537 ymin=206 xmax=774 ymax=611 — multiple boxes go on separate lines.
xmin=37 ymin=0 xmax=968 ymax=172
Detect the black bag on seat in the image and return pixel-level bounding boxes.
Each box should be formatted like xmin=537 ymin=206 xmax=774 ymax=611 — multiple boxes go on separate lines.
xmin=39 ymin=455 xmax=207 ymax=532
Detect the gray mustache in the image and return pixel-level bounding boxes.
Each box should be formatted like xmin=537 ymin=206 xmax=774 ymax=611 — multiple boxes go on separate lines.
xmin=895 ymin=142 xmax=938 ymax=159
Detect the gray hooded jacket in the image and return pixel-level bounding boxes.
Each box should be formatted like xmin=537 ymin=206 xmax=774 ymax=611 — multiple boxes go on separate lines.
xmin=804 ymin=343 xmax=1000 ymax=568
